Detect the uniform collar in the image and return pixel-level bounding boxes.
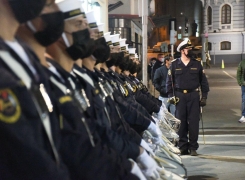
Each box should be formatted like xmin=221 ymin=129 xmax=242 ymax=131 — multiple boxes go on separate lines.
xmin=178 ymin=58 xmax=194 ymax=67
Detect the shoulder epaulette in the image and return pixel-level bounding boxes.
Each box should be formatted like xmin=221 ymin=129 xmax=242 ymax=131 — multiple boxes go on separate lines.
xmin=171 ymin=58 xmax=177 ymax=62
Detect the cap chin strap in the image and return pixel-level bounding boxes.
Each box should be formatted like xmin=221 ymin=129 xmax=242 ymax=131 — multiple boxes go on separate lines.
xmin=182 ymin=50 xmax=188 ymax=58
xmin=62 ymin=32 xmax=70 ymax=47
xmin=27 ymin=21 xmax=37 ymax=33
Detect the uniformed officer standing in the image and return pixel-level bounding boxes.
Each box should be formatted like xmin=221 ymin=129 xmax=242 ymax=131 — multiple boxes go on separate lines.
xmin=166 ymin=39 xmax=209 ymax=156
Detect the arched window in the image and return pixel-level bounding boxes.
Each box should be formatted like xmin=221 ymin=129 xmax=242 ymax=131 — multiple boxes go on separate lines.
xmin=221 ymin=4 xmax=231 ymax=24
xmin=207 ymin=6 xmax=212 ymax=25
xmin=220 ymin=41 xmax=231 ymax=50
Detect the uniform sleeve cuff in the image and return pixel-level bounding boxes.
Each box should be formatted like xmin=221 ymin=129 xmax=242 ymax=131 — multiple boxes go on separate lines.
xmin=168 ymin=93 xmax=173 ymax=97
xmin=202 ymin=93 xmax=208 ymax=99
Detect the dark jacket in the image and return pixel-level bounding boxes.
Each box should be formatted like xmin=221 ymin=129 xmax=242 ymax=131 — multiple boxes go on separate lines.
xmin=153 ymin=65 xmax=169 ymax=97
xmin=151 ymin=60 xmax=163 ymax=80
xmin=237 ymin=60 xmax=245 ymax=86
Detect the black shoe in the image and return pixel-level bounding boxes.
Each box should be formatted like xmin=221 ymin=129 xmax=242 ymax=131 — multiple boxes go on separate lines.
xmin=190 ymin=150 xmax=198 ymax=156
xmin=180 ymin=149 xmax=189 ymax=155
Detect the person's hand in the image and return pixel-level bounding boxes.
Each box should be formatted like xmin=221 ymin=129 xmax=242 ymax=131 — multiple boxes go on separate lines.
xmin=155 ymin=106 xmax=164 ymax=121
xmin=136 ymin=150 xmax=160 ymax=179
xmin=147 ymin=122 xmax=162 ymax=145
xmin=167 ymin=96 xmax=179 ymax=105
xmin=200 ymin=98 xmax=206 ymax=107
xmin=140 ymin=140 xmax=154 ymax=156
xmin=129 ymin=159 xmax=147 ymax=180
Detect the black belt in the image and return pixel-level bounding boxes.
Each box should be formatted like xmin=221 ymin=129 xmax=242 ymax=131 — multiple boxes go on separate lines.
xmin=175 ymin=88 xmax=199 ymax=94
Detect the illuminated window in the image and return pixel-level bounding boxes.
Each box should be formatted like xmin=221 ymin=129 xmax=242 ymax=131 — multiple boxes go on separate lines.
xmin=221 ymin=4 xmax=231 ymax=24
xmin=207 ymin=6 xmax=212 ymax=25
xmin=220 ymin=41 xmax=231 ymax=50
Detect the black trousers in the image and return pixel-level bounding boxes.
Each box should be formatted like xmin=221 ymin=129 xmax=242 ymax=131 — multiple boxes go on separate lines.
xmin=175 ymin=91 xmax=200 ymax=150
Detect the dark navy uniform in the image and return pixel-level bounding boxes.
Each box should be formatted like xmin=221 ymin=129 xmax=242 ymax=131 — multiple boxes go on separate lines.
xmin=94 ymin=68 xmax=143 ymax=144
xmin=166 ymin=58 xmax=209 ymax=151
xmin=0 ymin=39 xmax=70 ymax=179
xmin=119 ymin=74 xmax=161 ymax=114
xmin=127 ymin=74 xmax=162 ymax=110
xmin=104 ymin=69 xmax=154 ymax=133
xmin=71 ymin=65 xmax=141 ymax=160
xmin=43 ymin=59 xmax=138 ymax=180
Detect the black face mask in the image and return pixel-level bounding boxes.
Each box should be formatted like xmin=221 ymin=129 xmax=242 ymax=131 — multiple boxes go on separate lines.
xmin=119 ymin=55 xmax=130 ymax=71
xmin=93 ymin=37 xmax=110 ymax=64
xmin=106 ymin=53 xmax=118 ymax=68
xmin=9 ymin=0 xmax=46 ymax=23
xmin=136 ymin=64 xmax=142 ymax=74
xmin=66 ymin=29 xmax=95 ymax=61
xmin=33 ymin=12 xmax=64 ymax=47
xmin=114 ymin=52 xmax=124 ymax=67
xmin=129 ymin=62 xmax=137 ymax=74
xmin=186 ymin=49 xmax=194 ymax=58
xmin=127 ymin=59 xmax=134 ymax=71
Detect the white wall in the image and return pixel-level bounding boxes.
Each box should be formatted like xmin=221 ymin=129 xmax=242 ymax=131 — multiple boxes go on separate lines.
xmin=209 ymin=32 xmax=244 ymax=55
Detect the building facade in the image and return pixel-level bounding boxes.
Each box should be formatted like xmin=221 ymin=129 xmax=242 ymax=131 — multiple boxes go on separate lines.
xmin=201 ymin=0 xmax=245 ymax=64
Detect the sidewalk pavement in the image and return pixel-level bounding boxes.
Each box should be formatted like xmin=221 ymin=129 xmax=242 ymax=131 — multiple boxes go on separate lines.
xmin=182 ymin=137 xmax=245 ymax=180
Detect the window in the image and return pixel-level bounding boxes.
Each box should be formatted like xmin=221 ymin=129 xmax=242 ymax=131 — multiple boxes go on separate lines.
xmin=207 ymin=6 xmax=212 ymax=25
xmin=220 ymin=41 xmax=231 ymax=50
xmin=221 ymin=4 xmax=231 ymax=24
xmin=208 ymin=42 xmax=212 ymax=51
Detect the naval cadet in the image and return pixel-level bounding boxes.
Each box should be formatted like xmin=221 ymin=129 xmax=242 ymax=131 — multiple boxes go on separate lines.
xmin=16 ymin=0 xmax=145 ymax=179
xmin=0 ymin=0 xmax=71 ymax=178
xmin=46 ymin=1 xmax=161 ymax=179
xmin=166 ymin=39 xmax=209 ymax=156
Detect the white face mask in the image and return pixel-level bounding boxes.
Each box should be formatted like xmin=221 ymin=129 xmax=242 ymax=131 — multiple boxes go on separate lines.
xmin=160 ymin=58 xmax=165 ymax=62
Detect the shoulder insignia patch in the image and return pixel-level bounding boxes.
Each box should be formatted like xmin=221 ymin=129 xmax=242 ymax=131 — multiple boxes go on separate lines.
xmin=59 ymin=96 xmax=72 ymax=104
xmin=0 ymin=89 xmax=21 ymax=123
xmin=168 ymin=69 xmax=172 ymax=75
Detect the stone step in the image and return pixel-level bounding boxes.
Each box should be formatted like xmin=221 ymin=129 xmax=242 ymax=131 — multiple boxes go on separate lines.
xmin=198 ymin=134 xmax=245 ymax=145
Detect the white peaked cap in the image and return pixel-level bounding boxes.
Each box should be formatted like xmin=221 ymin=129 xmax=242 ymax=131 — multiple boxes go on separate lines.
xmin=97 ymin=23 xmax=104 ymax=32
xmin=177 ymin=38 xmax=192 ymax=52
xmin=110 ymin=34 xmax=120 ymax=46
xmin=55 ymin=0 xmax=64 ymax=3
xmin=125 ymin=44 xmax=129 ymax=50
xmin=128 ymin=48 xmax=136 ymax=55
xmin=104 ymin=32 xmax=111 ymax=42
xmin=135 ymin=53 xmax=139 ymax=58
xmin=119 ymin=39 xmax=126 ymax=47
xmin=104 ymin=32 xmax=112 ymax=46
xmin=56 ymin=0 xmax=84 ymax=20
xmin=119 ymin=39 xmax=126 ymax=51
xmin=86 ymin=10 xmax=98 ymax=28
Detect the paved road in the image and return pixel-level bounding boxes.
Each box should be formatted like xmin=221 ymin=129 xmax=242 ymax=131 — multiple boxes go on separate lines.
xmin=182 ymin=66 xmax=245 ymax=180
